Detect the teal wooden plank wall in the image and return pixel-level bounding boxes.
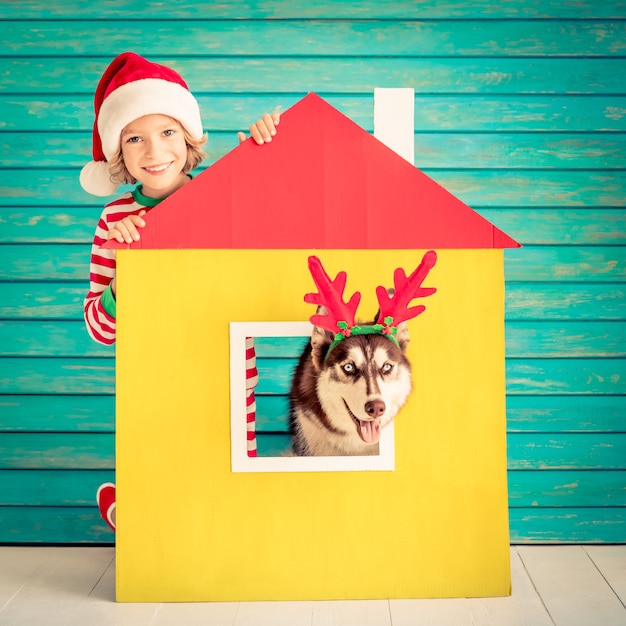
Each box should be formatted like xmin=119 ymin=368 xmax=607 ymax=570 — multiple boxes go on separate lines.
xmin=0 ymin=0 xmax=624 ymax=544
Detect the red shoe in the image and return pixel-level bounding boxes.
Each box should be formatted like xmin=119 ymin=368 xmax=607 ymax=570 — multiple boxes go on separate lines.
xmin=96 ymin=482 xmax=116 ymax=531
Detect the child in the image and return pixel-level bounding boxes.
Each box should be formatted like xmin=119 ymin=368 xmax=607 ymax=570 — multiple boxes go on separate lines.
xmin=81 ymin=52 xmax=279 ymax=530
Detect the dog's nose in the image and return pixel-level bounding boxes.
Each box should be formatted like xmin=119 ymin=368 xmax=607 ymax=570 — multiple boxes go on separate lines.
xmin=365 ymin=399 xmax=386 ymax=418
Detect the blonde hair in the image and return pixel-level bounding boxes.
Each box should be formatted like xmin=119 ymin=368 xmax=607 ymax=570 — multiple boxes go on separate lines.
xmin=108 ymin=125 xmax=207 ymax=186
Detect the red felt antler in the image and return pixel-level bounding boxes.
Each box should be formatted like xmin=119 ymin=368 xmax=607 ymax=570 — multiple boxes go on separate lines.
xmin=305 ymin=256 xmax=361 ymax=335
xmin=376 ymin=250 xmax=437 ymax=326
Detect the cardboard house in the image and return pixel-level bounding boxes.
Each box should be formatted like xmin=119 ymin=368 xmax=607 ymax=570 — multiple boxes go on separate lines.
xmin=107 ymin=92 xmax=520 ymax=601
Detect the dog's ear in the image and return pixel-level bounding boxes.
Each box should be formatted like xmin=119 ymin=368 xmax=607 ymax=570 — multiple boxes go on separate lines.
xmin=395 ymin=322 xmax=410 ymax=353
xmin=310 ymin=306 xmax=334 ymax=370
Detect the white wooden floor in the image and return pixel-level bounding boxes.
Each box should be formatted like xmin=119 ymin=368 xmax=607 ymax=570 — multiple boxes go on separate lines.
xmin=0 ymin=545 xmax=624 ymax=626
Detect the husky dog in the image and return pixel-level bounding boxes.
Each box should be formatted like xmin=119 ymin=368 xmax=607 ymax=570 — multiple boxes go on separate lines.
xmin=289 ymin=316 xmax=412 ymax=456
xmin=288 ymin=252 xmax=437 ymax=456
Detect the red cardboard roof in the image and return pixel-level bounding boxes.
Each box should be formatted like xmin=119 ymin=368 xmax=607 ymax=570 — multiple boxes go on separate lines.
xmin=106 ymin=93 xmax=519 ymax=250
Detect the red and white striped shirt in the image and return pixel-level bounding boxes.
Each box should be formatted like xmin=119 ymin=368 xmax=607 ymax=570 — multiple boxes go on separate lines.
xmin=84 ymin=189 xmax=159 ymax=345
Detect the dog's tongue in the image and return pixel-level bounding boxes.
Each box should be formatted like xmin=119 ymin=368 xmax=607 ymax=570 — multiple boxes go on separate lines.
xmin=359 ymin=419 xmax=381 ymax=444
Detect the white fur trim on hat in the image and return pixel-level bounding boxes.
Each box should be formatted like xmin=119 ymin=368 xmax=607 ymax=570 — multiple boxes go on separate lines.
xmin=80 ymin=160 xmax=120 ymax=197
xmin=98 ymin=78 xmax=204 ymax=160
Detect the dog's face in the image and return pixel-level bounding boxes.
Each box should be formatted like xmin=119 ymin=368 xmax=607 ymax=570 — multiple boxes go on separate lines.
xmin=292 ymin=254 xmax=436 ymax=456
xmin=310 ymin=323 xmax=412 ymax=447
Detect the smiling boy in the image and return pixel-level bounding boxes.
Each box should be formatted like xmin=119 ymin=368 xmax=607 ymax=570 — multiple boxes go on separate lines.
xmin=80 ymin=52 xmax=278 ymax=528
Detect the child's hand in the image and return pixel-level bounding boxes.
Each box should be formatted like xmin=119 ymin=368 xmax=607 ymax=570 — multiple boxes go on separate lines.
xmin=107 ymin=210 xmax=147 ymax=244
xmin=238 ymin=112 xmax=280 ymax=145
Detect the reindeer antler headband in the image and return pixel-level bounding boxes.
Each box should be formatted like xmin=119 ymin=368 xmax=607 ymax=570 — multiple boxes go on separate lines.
xmin=305 ymin=251 xmax=437 ymax=354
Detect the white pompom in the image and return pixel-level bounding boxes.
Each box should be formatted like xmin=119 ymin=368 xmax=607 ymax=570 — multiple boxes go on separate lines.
xmin=79 ymin=160 xmax=120 ymax=197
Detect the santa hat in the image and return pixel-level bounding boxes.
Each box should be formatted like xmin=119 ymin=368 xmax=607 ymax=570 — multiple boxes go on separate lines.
xmin=80 ymin=52 xmax=204 ymax=196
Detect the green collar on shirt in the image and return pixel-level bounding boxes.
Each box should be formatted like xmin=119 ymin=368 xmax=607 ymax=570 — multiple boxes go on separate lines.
xmin=131 ymin=174 xmax=194 ymax=207
xmin=131 ymin=186 xmax=162 ymax=207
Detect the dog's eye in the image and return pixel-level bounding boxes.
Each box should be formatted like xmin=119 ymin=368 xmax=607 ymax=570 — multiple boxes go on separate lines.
xmin=341 ymin=363 xmax=355 ymax=374
xmin=381 ymin=363 xmax=393 ymax=374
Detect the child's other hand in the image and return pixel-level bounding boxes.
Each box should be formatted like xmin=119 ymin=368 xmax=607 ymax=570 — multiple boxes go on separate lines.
xmin=238 ymin=112 xmax=280 ymax=145
xmin=107 ymin=210 xmax=147 ymax=244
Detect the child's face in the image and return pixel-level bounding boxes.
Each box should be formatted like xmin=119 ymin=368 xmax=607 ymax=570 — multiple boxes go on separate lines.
xmin=120 ymin=114 xmax=189 ymax=198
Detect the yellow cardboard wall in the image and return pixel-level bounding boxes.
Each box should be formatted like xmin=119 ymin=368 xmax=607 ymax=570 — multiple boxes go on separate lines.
xmin=116 ymin=248 xmax=510 ymax=601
